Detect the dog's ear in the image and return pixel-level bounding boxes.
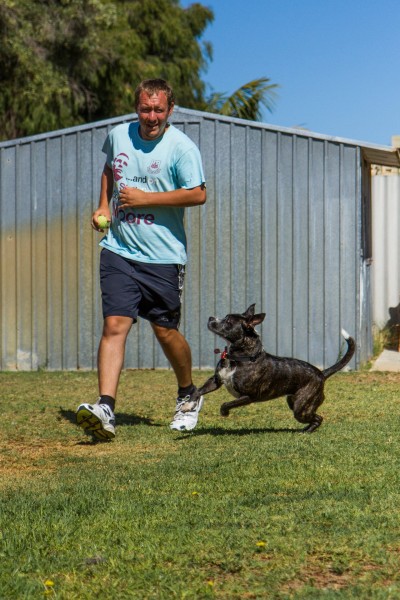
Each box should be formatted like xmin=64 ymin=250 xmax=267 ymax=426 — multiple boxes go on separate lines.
xmin=248 ymin=313 xmax=266 ymax=328
xmin=243 ymin=304 xmax=256 ymax=318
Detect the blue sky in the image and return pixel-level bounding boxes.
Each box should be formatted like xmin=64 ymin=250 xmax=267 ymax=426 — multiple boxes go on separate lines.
xmin=180 ymin=0 xmax=399 ymax=147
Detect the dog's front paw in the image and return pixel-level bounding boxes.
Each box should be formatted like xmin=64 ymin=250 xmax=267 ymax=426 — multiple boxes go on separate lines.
xmin=220 ymin=404 xmax=230 ymax=417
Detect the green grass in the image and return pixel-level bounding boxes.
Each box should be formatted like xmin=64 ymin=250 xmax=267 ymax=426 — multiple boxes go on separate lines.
xmin=1 ymin=370 xmax=400 ymax=599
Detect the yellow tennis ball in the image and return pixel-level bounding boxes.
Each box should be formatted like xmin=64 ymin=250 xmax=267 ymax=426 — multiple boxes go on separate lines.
xmin=97 ymin=215 xmax=109 ymax=229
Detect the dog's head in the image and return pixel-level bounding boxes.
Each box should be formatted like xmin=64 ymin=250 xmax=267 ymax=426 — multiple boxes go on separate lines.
xmin=207 ymin=304 xmax=266 ymax=344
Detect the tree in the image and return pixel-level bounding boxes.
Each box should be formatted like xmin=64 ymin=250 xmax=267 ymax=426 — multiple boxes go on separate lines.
xmin=0 ymin=0 xmax=278 ymax=141
xmin=205 ymin=77 xmax=279 ymax=121
xmin=0 ymin=0 xmax=116 ymax=138
xmin=0 ymin=0 xmax=213 ymax=140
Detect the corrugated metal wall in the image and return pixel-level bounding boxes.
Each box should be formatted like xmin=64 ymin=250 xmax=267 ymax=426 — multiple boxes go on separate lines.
xmin=371 ymin=174 xmax=400 ymax=328
xmin=0 ymin=109 xmax=373 ymax=371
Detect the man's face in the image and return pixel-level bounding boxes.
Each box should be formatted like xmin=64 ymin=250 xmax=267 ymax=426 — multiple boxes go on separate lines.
xmin=137 ymin=91 xmax=174 ymax=140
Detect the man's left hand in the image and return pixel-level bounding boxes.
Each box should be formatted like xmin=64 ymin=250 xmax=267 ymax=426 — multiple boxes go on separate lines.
xmin=119 ymin=186 xmax=147 ymax=208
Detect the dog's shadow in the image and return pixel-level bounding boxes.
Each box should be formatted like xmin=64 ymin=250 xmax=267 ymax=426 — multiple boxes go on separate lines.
xmin=175 ymin=425 xmax=301 ymax=438
xmin=59 ymin=408 xmax=162 ymax=429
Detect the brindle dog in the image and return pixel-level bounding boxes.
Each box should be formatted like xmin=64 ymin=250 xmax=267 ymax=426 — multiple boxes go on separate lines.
xmin=197 ymin=304 xmax=355 ymax=433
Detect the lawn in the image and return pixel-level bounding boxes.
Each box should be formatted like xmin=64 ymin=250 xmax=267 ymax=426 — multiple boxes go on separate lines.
xmin=1 ymin=369 xmax=400 ymax=599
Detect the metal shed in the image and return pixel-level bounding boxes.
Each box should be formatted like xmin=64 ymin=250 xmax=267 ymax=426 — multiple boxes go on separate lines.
xmin=371 ymin=170 xmax=400 ymax=332
xmin=1 ymin=108 xmax=399 ymax=371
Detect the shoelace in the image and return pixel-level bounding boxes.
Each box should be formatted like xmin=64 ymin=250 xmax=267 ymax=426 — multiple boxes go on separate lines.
xmin=98 ymin=404 xmax=116 ymax=424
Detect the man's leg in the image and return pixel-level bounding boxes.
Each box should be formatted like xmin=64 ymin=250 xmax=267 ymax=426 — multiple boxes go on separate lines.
xmin=98 ymin=315 xmax=134 ymax=399
xmin=76 ymin=315 xmax=133 ymax=440
xmin=152 ymin=323 xmax=203 ymax=431
xmin=151 ymin=324 xmax=192 ymax=388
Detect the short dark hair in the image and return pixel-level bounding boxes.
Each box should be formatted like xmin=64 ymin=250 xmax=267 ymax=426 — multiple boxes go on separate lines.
xmin=134 ymin=79 xmax=175 ymax=110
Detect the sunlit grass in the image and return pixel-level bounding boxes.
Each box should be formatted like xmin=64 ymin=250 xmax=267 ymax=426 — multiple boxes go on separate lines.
xmin=1 ymin=370 xmax=400 ymax=598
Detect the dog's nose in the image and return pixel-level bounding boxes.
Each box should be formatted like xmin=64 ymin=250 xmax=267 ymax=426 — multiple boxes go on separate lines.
xmin=208 ymin=316 xmax=216 ymax=323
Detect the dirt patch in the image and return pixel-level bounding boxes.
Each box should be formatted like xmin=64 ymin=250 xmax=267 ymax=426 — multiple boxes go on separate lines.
xmin=282 ymin=561 xmax=380 ymax=593
xmin=0 ymin=437 xmax=176 ymax=490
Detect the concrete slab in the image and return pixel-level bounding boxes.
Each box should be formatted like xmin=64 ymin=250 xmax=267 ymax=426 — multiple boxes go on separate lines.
xmin=371 ymin=349 xmax=400 ymax=372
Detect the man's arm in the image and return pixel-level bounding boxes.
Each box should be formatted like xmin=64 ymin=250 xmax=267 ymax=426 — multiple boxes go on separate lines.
xmin=92 ymin=163 xmax=113 ymax=230
xmin=118 ymin=183 xmax=206 ymax=209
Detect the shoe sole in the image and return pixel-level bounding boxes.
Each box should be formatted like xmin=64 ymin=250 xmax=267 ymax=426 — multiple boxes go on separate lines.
xmin=76 ymin=406 xmax=115 ymax=440
xmin=170 ymin=396 xmax=204 ymax=431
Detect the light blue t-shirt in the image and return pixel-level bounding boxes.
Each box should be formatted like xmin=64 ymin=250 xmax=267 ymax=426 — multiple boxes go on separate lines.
xmin=99 ymin=122 xmax=205 ymax=264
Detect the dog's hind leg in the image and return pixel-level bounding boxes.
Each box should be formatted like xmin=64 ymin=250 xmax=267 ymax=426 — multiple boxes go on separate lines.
xmin=301 ymin=414 xmax=323 ymax=433
xmin=287 ymin=395 xmax=295 ymax=411
xmin=220 ymin=396 xmax=252 ymax=417
xmin=292 ymin=387 xmax=325 ymax=433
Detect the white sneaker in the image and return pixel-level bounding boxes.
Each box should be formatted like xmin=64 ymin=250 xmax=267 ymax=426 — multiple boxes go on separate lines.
xmin=76 ymin=399 xmax=116 ymax=440
xmin=170 ymin=393 xmax=204 ymax=431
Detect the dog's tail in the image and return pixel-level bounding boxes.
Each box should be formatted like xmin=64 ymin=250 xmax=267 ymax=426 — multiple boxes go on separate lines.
xmin=322 ymin=329 xmax=356 ymax=379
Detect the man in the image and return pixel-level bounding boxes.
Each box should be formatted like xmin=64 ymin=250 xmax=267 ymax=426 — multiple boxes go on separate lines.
xmin=76 ymin=79 xmax=206 ymax=440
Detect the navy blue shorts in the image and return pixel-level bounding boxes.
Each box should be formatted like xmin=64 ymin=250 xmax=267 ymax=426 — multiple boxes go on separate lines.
xmin=100 ymin=249 xmax=185 ymax=329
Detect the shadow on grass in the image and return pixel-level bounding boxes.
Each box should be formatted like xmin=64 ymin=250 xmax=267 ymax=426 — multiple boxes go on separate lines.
xmin=59 ymin=408 xmax=162 ymax=428
xmin=174 ymin=425 xmax=301 ymax=439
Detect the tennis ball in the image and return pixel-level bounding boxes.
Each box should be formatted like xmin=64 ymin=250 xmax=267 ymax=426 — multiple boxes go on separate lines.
xmin=97 ymin=215 xmax=109 ymax=229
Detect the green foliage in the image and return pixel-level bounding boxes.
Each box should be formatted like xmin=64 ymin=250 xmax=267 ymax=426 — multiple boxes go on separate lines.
xmin=0 ymin=0 xmax=279 ymax=141
xmin=0 ymin=0 xmax=214 ymax=140
xmin=2 ymin=370 xmax=400 ymax=597
xmin=207 ymin=77 xmax=279 ymax=121
xmin=0 ymin=0 xmax=115 ymax=137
